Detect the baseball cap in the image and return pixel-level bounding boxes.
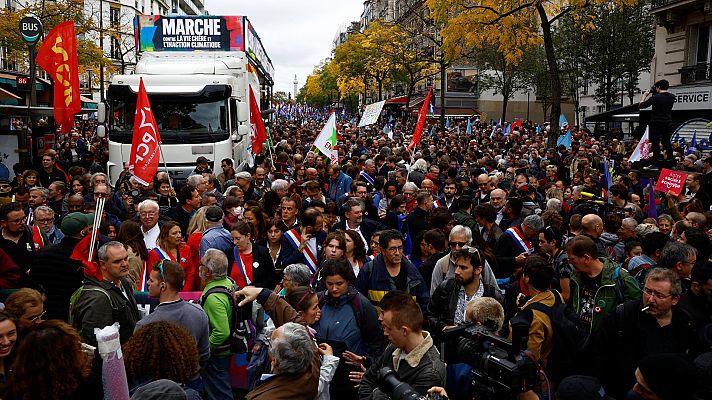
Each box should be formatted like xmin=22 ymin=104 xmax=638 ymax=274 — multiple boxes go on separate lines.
xmin=236 ymin=171 xmax=252 ymax=181
xmin=205 ymin=206 xmax=223 ymax=222
xmin=61 ymin=212 xmax=95 ymax=236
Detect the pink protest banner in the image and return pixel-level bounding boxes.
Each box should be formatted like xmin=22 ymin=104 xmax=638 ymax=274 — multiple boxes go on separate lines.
xmin=654 ymin=168 xmax=688 ymax=196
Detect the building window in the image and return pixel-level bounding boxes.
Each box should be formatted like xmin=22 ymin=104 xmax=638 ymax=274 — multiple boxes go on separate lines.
xmin=110 ymin=6 xmax=120 ymax=27
xmin=696 ymin=26 xmax=710 ymax=64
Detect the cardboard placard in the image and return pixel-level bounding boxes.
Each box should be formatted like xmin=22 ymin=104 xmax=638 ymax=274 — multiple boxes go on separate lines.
xmin=654 ymin=168 xmax=688 ymax=196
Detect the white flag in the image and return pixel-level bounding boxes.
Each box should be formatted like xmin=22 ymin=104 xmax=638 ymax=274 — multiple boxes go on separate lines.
xmin=629 ymin=126 xmax=651 ymax=163
xmin=314 ymin=113 xmax=338 ymax=164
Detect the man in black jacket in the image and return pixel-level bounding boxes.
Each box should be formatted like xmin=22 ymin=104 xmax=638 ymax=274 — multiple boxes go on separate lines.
xmin=419 ymin=229 xmax=448 ymax=292
xmin=639 ymin=79 xmax=676 ymax=168
xmin=331 ymin=198 xmax=385 ymax=254
xmin=167 ymin=185 xmax=200 ymax=237
xmin=31 ymin=212 xmax=93 ymax=321
xmin=428 ymin=246 xmax=503 ymax=346
xmin=591 ymin=268 xmax=697 ymax=399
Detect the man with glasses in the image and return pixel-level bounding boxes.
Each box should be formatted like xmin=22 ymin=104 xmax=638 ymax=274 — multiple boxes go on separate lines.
xmin=658 ymin=241 xmax=697 ymax=293
xmin=0 ymin=202 xmax=37 ymax=286
xmin=136 ymin=199 xmax=162 ymax=250
xmin=34 ymin=206 xmax=62 ymax=245
xmin=590 ymin=268 xmax=696 ymax=399
xmin=475 ymin=174 xmax=491 ymax=205
xmin=31 ymin=212 xmax=93 ymax=320
xmin=356 ymin=229 xmax=430 ymax=314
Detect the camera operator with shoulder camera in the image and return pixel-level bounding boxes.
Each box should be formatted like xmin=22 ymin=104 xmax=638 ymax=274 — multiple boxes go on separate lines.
xmin=639 ymin=80 xmax=676 ymax=168
xmin=358 ymin=291 xmax=446 ymax=400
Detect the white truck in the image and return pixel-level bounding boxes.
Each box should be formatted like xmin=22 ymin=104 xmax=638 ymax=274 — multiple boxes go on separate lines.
xmin=102 ymin=15 xmax=273 ymax=185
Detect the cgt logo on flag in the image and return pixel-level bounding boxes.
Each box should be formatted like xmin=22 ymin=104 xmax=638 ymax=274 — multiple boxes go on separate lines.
xmin=129 ymin=78 xmax=161 ymax=186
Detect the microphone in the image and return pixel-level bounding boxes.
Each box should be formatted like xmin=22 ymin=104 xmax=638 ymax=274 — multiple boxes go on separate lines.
xmin=581 ymin=192 xmax=601 ymax=200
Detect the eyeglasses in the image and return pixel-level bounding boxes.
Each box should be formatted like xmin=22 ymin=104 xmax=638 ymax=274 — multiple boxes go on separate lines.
xmin=139 ymin=211 xmax=157 ymax=217
xmin=643 ymin=287 xmax=673 ymax=300
xmin=449 ymin=241 xmax=467 ymax=248
xmin=36 ymin=218 xmax=54 ymax=223
xmin=29 ymin=310 xmax=46 ymax=323
xmin=386 ymin=245 xmax=403 ymax=253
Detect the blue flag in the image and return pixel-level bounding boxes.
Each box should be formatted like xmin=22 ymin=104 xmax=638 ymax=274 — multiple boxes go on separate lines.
xmin=446 ymin=117 xmax=451 ymax=129
xmin=602 ymin=157 xmax=613 ymax=200
xmin=466 ymin=118 xmax=472 ymax=135
xmin=429 ymin=125 xmax=435 ymax=137
xmin=648 ymin=180 xmax=658 ymax=221
xmin=556 ymin=131 xmax=572 ymax=149
xmin=559 ymin=114 xmax=568 ymax=128
xmin=687 ymin=130 xmax=697 ymax=155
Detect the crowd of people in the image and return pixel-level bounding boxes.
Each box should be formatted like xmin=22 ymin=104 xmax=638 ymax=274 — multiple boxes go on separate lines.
xmin=0 ymin=108 xmax=710 ymax=400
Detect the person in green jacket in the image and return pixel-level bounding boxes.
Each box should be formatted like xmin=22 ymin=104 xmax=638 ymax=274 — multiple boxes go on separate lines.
xmin=566 ymin=235 xmax=641 ymax=333
xmin=199 ymin=248 xmax=235 ymax=400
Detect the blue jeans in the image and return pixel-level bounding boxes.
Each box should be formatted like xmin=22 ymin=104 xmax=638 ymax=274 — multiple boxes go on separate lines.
xmin=202 ymin=356 xmax=232 ymax=400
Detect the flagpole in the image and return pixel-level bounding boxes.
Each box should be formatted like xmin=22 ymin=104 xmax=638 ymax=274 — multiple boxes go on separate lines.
xmin=158 ymin=141 xmax=173 ymax=192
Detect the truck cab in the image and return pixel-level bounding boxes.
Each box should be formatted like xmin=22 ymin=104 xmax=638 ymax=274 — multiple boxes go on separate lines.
xmin=106 ymin=51 xmax=257 ymax=185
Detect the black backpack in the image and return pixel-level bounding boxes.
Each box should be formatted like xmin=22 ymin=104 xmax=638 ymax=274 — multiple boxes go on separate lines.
xmin=511 ymin=290 xmax=590 ymax=384
xmin=200 ymin=284 xmax=253 ymax=354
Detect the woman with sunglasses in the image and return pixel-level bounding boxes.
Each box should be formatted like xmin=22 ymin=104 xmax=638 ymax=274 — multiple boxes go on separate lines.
xmin=146 ymin=221 xmax=196 ymax=291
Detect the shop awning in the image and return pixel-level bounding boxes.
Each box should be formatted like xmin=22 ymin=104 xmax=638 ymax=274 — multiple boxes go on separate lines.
xmin=585 ymin=103 xmax=641 ymax=122
xmin=385 ymin=95 xmax=408 ymax=105
xmin=0 ymin=87 xmax=20 ymax=100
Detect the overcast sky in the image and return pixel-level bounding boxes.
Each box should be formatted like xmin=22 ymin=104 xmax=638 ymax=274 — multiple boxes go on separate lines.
xmin=207 ymin=1 xmax=364 ymax=97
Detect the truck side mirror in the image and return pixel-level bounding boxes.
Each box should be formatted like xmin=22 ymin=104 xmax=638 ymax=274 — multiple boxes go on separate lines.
xmin=237 ymin=102 xmax=249 ymax=122
xmin=97 ymin=103 xmax=107 ymax=124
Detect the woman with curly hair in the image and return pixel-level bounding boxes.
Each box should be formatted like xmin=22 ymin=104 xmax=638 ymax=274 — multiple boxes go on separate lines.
xmin=123 ymin=320 xmax=201 ymax=396
xmin=3 ymin=320 xmax=90 ymax=400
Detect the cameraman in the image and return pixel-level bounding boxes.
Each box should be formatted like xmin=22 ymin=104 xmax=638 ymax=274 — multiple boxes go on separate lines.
xmin=358 ymin=291 xmax=446 ymax=400
xmin=639 ymin=80 xmax=676 ymax=168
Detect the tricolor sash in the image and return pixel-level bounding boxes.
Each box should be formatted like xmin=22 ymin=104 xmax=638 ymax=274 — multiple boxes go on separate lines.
xmin=360 ymin=171 xmax=375 ymax=186
xmin=505 ymin=227 xmax=534 ymax=254
xmin=232 ymin=247 xmax=252 ymax=287
xmin=141 ymin=247 xmax=171 ymax=291
xmin=284 ymin=228 xmax=318 ymax=273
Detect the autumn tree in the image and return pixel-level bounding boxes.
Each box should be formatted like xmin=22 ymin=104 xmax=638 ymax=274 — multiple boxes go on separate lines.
xmin=0 ymin=0 xmax=113 ymax=80
xmin=427 ymin=0 xmax=641 ymax=146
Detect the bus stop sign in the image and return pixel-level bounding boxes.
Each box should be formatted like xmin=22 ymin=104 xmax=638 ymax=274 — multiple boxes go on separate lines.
xmin=19 ymin=16 xmax=42 ymax=45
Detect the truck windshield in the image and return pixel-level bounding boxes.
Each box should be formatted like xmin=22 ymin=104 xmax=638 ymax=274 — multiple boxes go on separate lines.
xmin=108 ymin=95 xmax=229 ymax=144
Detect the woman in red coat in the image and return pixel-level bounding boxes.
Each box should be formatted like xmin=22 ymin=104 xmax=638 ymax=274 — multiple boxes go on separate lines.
xmin=146 ymin=221 xmax=196 ymax=291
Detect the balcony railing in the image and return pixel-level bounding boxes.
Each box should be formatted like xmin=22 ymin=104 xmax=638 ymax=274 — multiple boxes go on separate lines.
xmin=651 ymin=0 xmax=686 ymax=9
xmin=680 ymin=63 xmax=710 ymax=84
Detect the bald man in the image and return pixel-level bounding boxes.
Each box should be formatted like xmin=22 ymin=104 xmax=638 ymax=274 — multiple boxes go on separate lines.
xmin=581 ymin=214 xmax=608 ymax=257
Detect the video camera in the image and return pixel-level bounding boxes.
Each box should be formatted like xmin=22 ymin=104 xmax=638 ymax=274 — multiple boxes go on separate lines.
xmin=377 ymin=367 xmax=444 ymax=400
xmin=440 ymin=324 xmax=538 ymax=400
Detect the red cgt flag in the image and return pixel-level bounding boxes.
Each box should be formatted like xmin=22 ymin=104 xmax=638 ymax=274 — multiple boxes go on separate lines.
xmin=129 ymin=78 xmax=161 ymax=186
xmin=249 ymin=85 xmax=267 ymax=155
xmin=36 ymin=21 xmax=81 ymax=133
xmin=408 ymin=87 xmax=432 ymax=150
